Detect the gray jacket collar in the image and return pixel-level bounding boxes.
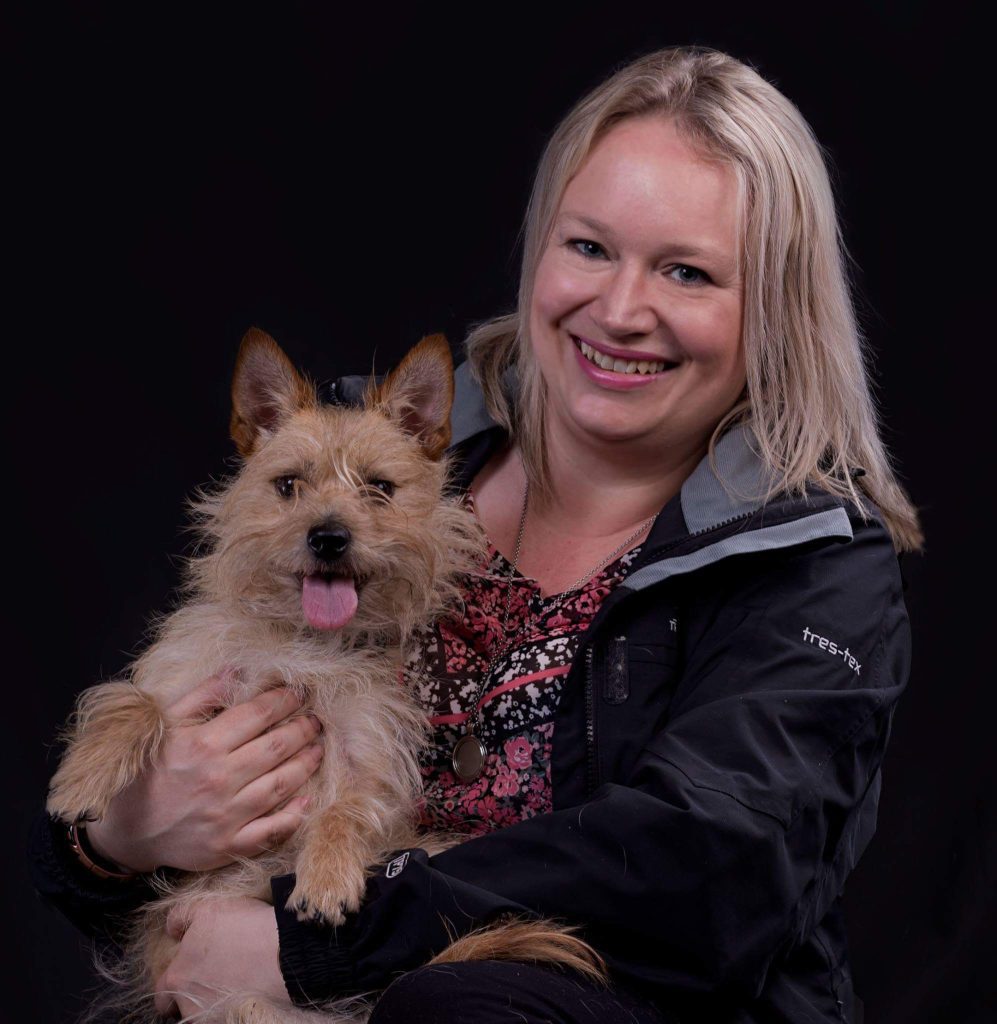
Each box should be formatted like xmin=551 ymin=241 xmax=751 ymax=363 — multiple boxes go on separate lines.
xmin=447 ymin=359 xmax=854 ymax=590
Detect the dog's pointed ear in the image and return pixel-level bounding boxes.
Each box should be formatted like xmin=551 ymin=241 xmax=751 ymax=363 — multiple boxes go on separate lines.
xmin=371 ymin=333 xmax=454 ymax=460
xmin=230 ymin=328 xmax=315 ymax=457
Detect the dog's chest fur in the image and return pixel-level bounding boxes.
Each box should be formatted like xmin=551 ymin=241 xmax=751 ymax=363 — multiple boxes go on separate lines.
xmin=131 ymin=600 xmax=430 ymax=811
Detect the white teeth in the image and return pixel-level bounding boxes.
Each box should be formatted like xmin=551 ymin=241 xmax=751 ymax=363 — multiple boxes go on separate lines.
xmin=578 ymin=340 xmax=668 ymax=375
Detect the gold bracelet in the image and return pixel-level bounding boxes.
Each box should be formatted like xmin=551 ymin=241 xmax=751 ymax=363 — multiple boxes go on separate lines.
xmin=66 ymin=817 xmax=139 ymax=881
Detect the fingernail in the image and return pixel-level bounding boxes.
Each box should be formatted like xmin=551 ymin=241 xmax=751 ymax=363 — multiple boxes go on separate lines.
xmin=309 ymin=715 xmax=322 ymax=731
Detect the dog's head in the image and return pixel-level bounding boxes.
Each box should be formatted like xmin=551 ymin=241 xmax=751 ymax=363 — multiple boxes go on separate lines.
xmin=185 ymin=329 xmax=485 ymax=644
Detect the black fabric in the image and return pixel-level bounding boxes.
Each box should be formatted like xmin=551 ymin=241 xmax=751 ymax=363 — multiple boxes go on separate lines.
xmin=27 ymin=806 xmax=171 ymax=945
xmin=272 ymin=850 xmax=541 ymax=1001
xmin=316 ymin=373 xmax=381 ymax=408
xmin=272 ymin=872 xmax=364 ymax=1003
xmin=368 ymin=959 xmax=676 ymax=1024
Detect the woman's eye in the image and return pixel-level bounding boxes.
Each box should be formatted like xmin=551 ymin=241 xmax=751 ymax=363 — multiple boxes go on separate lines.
xmin=366 ymin=479 xmax=395 ymax=500
xmin=274 ymin=475 xmax=298 ymax=499
xmin=569 ymin=239 xmax=708 ymax=288
xmin=669 ymin=264 xmax=709 ymax=287
xmin=568 ymin=238 xmax=605 ymax=259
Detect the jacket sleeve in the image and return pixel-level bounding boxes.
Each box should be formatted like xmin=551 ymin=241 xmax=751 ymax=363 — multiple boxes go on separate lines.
xmin=27 ymin=807 xmax=167 ymax=943
xmin=271 ymin=510 xmax=911 ymax=1005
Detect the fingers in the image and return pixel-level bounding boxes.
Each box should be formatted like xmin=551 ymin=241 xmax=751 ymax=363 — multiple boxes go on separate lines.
xmin=204 ymin=686 xmax=308 ymax=753
xmin=156 ymin=906 xmax=200 ymax=1017
xmin=227 ymin=713 xmax=323 ymax=790
xmin=165 ymin=904 xmax=191 ymax=941
xmin=231 ymin=795 xmax=312 ymax=856
xmin=231 ymin=742 xmax=324 ymax=822
xmin=153 ymin=932 xmax=181 ymax=1015
xmin=153 ymin=984 xmax=177 ymax=1019
xmin=164 ymin=667 xmax=240 ymax=725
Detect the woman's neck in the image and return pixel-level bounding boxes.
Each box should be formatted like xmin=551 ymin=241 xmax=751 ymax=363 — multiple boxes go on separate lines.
xmin=530 ymin=418 xmax=705 ymax=538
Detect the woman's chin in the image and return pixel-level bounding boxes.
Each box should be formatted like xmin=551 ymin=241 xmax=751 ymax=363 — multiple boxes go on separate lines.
xmin=565 ymin=411 xmax=662 ymax=449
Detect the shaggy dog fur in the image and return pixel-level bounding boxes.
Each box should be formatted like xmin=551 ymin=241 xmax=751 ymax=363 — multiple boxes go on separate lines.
xmin=47 ymin=329 xmax=604 ymax=1023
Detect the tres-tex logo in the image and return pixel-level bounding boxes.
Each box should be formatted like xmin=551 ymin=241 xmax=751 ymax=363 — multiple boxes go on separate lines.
xmin=802 ymin=626 xmax=861 ymax=675
xmin=385 ymin=852 xmax=410 ymax=878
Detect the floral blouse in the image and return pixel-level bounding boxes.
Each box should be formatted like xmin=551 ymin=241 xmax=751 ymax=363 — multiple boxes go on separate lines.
xmin=402 ymin=489 xmax=644 ymax=837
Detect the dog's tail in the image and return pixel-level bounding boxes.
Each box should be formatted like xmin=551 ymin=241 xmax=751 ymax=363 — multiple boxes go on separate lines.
xmin=427 ymin=917 xmax=608 ymax=985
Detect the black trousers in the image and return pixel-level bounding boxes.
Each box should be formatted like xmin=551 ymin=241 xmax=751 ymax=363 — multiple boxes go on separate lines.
xmin=368 ymin=960 xmax=676 ymax=1024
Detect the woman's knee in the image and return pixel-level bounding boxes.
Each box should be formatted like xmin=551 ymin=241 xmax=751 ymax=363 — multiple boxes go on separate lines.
xmin=368 ymin=962 xmax=474 ymax=1023
xmin=367 ymin=959 xmax=671 ymax=1024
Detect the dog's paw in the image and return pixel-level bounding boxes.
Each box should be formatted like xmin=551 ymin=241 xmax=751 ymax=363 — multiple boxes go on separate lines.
xmin=285 ymin=869 xmax=366 ymax=927
xmin=284 ymin=885 xmax=353 ymax=926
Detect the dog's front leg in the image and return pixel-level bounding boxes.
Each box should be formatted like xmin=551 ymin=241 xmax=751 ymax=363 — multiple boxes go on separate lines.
xmin=285 ymin=789 xmax=394 ymax=926
xmin=46 ymin=680 xmax=166 ymax=824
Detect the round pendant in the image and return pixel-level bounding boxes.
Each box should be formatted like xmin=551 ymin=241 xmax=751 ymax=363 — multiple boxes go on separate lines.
xmin=452 ymin=733 xmax=487 ymax=782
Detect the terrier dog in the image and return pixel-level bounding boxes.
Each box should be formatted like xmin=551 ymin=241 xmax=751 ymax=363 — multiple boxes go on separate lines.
xmin=47 ymin=329 xmax=604 ymax=1023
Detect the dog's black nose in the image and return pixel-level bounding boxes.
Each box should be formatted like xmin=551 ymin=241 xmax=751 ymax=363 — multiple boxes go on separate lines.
xmin=307 ymin=524 xmax=351 ymax=562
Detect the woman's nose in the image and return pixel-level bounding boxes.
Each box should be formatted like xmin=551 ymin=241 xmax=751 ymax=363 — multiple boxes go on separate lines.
xmin=591 ymin=262 xmax=658 ymax=337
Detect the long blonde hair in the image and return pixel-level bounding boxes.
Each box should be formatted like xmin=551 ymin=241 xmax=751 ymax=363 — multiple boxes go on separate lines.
xmin=462 ymin=45 xmax=923 ymax=553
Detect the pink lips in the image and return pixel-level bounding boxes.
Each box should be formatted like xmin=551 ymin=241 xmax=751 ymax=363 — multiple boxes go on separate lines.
xmin=572 ymin=334 xmax=670 ymax=364
xmin=570 ymin=334 xmax=677 ymax=391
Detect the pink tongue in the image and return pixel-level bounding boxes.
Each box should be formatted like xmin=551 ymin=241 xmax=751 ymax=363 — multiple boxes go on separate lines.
xmin=301 ymin=574 xmax=358 ymax=630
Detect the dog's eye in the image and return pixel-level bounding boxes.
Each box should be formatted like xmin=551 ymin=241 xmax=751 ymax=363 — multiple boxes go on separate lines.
xmin=274 ymin=475 xmax=298 ymax=499
xmin=366 ymin=479 xmax=395 ymax=500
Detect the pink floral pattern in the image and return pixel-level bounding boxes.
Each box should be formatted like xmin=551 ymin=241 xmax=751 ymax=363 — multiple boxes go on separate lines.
xmin=404 ymin=489 xmax=643 ymax=837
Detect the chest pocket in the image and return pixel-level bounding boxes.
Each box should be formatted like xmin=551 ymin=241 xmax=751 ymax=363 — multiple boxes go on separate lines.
xmin=594 ymin=617 xmax=681 ymax=786
xmin=602 ymin=635 xmax=679 ymax=705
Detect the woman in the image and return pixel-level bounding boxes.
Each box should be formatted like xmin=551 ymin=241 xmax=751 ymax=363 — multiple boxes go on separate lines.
xmin=30 ymin=45 xmax=921 ymax=1023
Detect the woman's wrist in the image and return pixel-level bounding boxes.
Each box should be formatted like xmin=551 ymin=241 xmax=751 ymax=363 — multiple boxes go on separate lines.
xmin=70 ymin=818 xmax=146 ymax=878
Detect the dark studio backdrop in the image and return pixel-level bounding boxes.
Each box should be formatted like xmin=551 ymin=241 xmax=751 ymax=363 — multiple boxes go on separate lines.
xmin=4 ymin=4 xmax=992 ymax=1021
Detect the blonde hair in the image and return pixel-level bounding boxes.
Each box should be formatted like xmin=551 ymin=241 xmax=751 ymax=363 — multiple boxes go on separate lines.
xmin=462 ymin=45 xmax=923 ymax=553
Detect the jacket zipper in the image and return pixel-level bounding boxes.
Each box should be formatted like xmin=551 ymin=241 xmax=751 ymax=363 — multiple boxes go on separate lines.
xmin=630 ymin=507 xmax=757 ymax=576
xmin=580 ymin=508 xmax=762 ymax=797
xmin=584 ymin=645 xmax=598 ymax=796
xmin=686 ymin=507 xmax=757 ymax=538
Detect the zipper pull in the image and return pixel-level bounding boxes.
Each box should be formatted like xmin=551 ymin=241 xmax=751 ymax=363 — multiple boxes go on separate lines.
xmin=603 ymin=635 xmax=629 ymax=705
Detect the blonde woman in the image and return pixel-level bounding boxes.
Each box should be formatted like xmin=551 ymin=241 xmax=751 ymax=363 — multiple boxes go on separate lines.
xmin=31 ymin=45 xmax=920 ymax=1023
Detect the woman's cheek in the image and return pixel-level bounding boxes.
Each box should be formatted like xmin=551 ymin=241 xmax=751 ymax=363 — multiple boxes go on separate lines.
xmin=673 ymin=298 xmax=742 ymax=366
xmin=533 ymin=254 xmax=591 ymax=323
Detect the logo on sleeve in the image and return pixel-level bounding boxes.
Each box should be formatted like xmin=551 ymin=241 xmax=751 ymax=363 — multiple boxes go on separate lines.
xmin=385 ymin=852 xmax=410 ymax=878
xmin=802 ymin=626 xmax=861 ymax=675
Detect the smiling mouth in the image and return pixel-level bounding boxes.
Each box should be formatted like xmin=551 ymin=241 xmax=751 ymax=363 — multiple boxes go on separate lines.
xmin=571 ymin=336 xmax=678 ymax=375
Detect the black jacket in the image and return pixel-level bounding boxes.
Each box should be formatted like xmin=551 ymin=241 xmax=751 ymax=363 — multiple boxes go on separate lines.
xmin=30 ymin=359 xmax=911 ymax=1023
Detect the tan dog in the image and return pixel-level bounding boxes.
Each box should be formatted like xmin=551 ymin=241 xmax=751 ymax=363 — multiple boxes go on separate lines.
xmin=47 ymin=329 xmax=604 ymax=1023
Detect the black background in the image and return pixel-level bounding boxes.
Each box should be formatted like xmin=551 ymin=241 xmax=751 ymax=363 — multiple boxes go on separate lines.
xmin=5 ymin=3 xmax=992 ymax=1021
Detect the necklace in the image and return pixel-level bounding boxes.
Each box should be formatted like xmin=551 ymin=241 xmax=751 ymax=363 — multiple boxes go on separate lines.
xmin=451 ymin=479 xmax=659 ymax=782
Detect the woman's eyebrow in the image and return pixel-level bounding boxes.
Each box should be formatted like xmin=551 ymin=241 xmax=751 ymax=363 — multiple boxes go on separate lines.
xmin=557 ymin=210 xmax=730 ymax=263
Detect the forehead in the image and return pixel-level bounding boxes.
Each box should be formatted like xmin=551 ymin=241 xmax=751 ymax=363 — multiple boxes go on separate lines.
xmin=556 ymin=116 xmax=739 ymax=257
xmin=264 ymin=405 xmax=424 ymax=474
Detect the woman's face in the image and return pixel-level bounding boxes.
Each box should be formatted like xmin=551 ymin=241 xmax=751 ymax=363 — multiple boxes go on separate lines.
xmin=528 ymin=115 xmax=745 ymax=460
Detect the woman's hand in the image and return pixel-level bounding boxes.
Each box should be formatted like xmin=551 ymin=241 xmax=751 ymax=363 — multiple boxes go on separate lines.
xmin=84 ymin=670 xmax=324 ymax=873
xmin=153 ymin=897 xmax=290 ymax=1018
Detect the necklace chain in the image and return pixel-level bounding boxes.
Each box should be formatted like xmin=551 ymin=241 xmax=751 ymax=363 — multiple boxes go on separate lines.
xmin=450 ymin=477 xmax=658 ymax=781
